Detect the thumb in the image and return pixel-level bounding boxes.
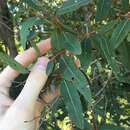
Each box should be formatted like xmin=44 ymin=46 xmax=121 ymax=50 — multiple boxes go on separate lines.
xmin=12 ymin=57 xmax=49 ymax=110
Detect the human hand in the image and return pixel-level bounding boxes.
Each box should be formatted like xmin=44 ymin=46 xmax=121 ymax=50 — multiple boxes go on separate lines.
xmin=0 ymin=39 xmax=59 ymax=130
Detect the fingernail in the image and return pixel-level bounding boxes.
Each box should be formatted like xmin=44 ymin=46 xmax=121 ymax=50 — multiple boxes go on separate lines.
xmin=36 ymin=57 xmax=49 ymax=69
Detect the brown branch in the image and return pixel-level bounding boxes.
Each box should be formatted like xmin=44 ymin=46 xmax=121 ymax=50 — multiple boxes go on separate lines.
xmin=95 ymin=70 xmax=112 ymax=97
xmin=24 ymin=116 xmax=40 ymax=123
xmin=82 ymin=31 xmax=96 ymax=40
xmin=49 ymin=50 xmax=66 ymax=61
xmin=91 ymin=107 xmax=99 ymax=130
xmin=0 ymin=20 xmax=14 ymax=33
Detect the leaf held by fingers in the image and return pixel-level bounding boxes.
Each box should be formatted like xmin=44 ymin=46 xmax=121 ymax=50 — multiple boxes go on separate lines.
xmin=0 ymin=52 xmax=29 ymax=74
xmin=46 ymin=60 xmax=55 ymax=76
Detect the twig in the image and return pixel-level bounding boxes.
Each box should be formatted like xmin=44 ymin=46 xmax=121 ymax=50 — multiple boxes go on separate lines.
xmin=90 ymin=58 xmax=102 ymax=66
xmin=94 ymin=95 xmax=104 ymax=106
xmin=49 ymin=50 xmax=66 ymax=61
xmin=24 ymin=116 xmax=40 ymax=123
xmin=0 ymin=21 xmax=14 ymax=33
xmin=91 ymin=107 xmax=99 ymax=130
xmin=95 ymin=70 xmax=112 ymax=97
xmin=82 ymin=31 xmax=96 ymax=40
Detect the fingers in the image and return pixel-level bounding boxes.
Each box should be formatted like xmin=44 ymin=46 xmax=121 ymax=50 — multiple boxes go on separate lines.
xmin=0 ymin=39 xmax=51 ymax=91
xmin=0 ymin=93 xmax=13 ymax=116
xmin=34 ymin=87 xmax=60 ymax=129
xmin=12 ymin=57 xmax=49 ymax=111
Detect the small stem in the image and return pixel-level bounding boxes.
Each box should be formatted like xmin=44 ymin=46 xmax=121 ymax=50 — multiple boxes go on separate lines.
xmin=82 ymin=31 xmax=96 ymax=40
xmin=24 ymin=116 xmax=40 ymax=123
xmin=49 ymin=50 xmax=66 ymax=61
xmin=91 ymin=108 xmax=98 ymax=130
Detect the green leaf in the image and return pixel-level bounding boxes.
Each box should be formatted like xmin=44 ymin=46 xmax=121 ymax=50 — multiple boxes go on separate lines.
xmin=118 ymin=42 xmax=130 ymax=71
xmin=20 ymin=17 xmax=50 ymax=49
xmin=23 ymin=0 xmax=43 ymax=11
xmin=127 ymin=32 xmax=130 ymax=42
xmin=60 ymin=80 xmax=84 ymax=129
xmin=20 ymin=17 xmax=38 ymax=49
xmin=59 ymin=56 xmax=93 ymax=104
xmin=57 ymin=0 xmax=92 ymax=15
xmin=100 ymin=125 xmax=126 ymax=130
xmin=46 ymin=60 xmax=54 ymax=76
xmin=51 ymin=31 xmax=81 ymax=55
xmin=98 ymin=20 xmax=118 ymax=34
xmin=110 ymin=18 xmax=130 ymax=49
xmin=75 ymin=119 xmax=92 ymax=130
xmin=92 ymin=35 xmax=120 ymax=76
xmin=96 ymin=0 xmax=112 ymax=21
xmin=78 ymin=39 xmax=92 ymax=70
xmin=51 ymin=30 xmax=64 ymax=51
xmin=122 ymin=0 xmax=129 ymax=11
xmin=51 ymin=97 xmax=64 ymax=115
xmin=0 ymin=52 xmax=29 ymax=74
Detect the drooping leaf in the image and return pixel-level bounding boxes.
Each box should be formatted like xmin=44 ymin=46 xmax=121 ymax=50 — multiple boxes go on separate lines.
xmin=23 ymin=0 xmax=43 ymax=11
xmin=0 ymin=52 xmax=29 ymax=74
xmin=110 ymin=18 xmax=130 ymax=49
xmin=20 ymin=17 xmax=38 ymax=49
xmin=51 ymin=31 xmax=81 ymax=55
xmin=59 ymin=56 xmax=93 ymax=104
xmin=78 ymin=39 xmax=92 ymax=70
xmin=51 ymin=97 xmax=64 ymax=115
xmin=98 ymin=20 xmax=118 ymax=34
xmin=51 ymin=30 xmax=64 ymax=51
xmin=118 ymin=42 xmax=130 ymax=71
xmin=57 ymin=0 xmax=92 ymax=15
xmin=96 ymin=0 xmax=112 ymax=21
xmin=75 ymin=119 xmax=92 ymax=130
xmin=20 ymin=17 xmax=50 ymax=49
xmin=122 ymin=0 xmax=129 ymax=11
xmin=100 ymin=125 xmax=126 ymax=130
xmin=127 ymin=32 xmax=130 ymax=42
xmin=92 ymin=35 xmax=121 ymax=76
xmin=46 ymin=60 xmax=54 ymax=76
xmin=60 ymin=80 xmax=84 ymax=129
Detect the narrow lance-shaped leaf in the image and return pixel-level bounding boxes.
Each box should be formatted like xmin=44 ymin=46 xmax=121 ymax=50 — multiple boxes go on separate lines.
xmin=60 ymin=80 xmax=84 ymax=129
xmin=51 ymin=30 xmax=64 ymax=51
xmin=94 ymin=35 xmax=130 ymax=83
xmin=78 ymin=39 xmax=92 ymax=70
xmin=23 ymin=0 xmax=43 ymax=11
xmin=20 ymin=17 xmax=39 ymax=49
xmin=46 ymin=60 xmax=54 ymax=76
xmin=110 ymin=18 xmax=130 ymax=49
xmin=118 ymin=42 xmax=130 ymax=71
xmin=0 ymin=52 xmax=29 ymax=74
xmin=20 ymin=17 xmax=50 ymax=49
xmin=57 ymin=0 xmax=92 ymax=15
xmin=59 ymin=56 xmax=93 ymax=104
xmin=98 ymin=20 xmax=118 ymax=34
xmin=100 ymin=125 xmax=126 ymax=130
xmin=96 ymin=0 xmax=112 ymax=21
xmin=51 ymin=97 xmax=64 ymax=115
xmin=92 ymin=35 xmax=121 ymax=77
xmin=122 ymin=0 xmax=129 ymax=11
xmin=51 ymin=31 xmax=81 ymax=55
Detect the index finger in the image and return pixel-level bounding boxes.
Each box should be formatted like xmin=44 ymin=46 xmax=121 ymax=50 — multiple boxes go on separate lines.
xmin=0 ymin=38 xmax=51 ymax=89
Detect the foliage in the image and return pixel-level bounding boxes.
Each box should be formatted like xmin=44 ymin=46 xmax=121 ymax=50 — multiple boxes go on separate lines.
xmin=0 ymin=0 xmax=130 ymax=130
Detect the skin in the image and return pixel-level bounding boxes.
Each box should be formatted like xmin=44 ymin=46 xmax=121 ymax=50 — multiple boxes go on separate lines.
xmin=0 ymin=39 xmax=59 ymax=130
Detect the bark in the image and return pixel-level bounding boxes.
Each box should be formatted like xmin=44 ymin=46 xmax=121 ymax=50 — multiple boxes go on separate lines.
xmin=0 ymin=0 xmax=18 ymax=57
